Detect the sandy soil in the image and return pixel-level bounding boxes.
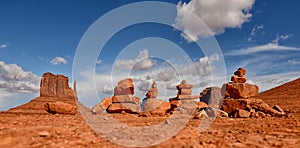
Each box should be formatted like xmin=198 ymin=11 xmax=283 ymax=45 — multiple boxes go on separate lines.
xmin=0 ymin=79 xmax=300 ymax=147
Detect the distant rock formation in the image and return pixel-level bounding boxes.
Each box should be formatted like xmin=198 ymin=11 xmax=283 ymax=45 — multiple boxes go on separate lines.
xmin=8 ymin=72 xmax=77 ymax=115
xmin=40 ymin=72 xmax=76 ymax=99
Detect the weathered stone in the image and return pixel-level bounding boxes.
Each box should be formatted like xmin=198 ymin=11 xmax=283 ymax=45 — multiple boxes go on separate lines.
xmin=231 ymin=76 xmax=247 ymax=83
xmin=44 ymin=101 xmax=77 ymax=115
xmin=112 ymin=95 xmax=140 ymax=105
xmin=176 ymin=84 xmax=194 ymax=90
xmin=200 ymin=87 xmax=222 ymax=107
xmin=91 ymin=97 xmax=112 ymax=114
xmin=221 ymin=98 xmax=285 ymax=117
xmin=40 ymin=72 xmax=75 ymax=99
xmin=117 ymin=78 xmax=133 ymax=86
xmin=273 ymin=105 xmax=284 ymax=114
xmin=234 ymin=68 xmax=246 ymax=77
xmin=233 ymin=109 xmax=250 ymax=118
xmin=222 ymin=82 xmax=259 ymax=99
xmin=177 ymin=95 xmax=200 ymax=100
xmin=106 ymin=103 xmax=141 ymax=113
xmin=197 ymin=102 xmax=208 ymax=109
xmin=114 ymin=84 xmax=134 ymax=96
xmin=143 ymin=99 xmax=170 ymax=116
xmin=255 ymin=111 xmax=266 ymax=118
xmin=178 ymin=89 xmax=192 ymax=95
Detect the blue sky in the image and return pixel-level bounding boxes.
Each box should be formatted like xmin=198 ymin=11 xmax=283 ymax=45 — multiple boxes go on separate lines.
xmin=1 ymin=0 xmax=300 ymax=110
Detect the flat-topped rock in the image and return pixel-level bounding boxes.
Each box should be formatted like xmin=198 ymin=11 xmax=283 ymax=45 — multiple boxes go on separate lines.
xmin=40 ymin=72 xmax=75 ymax=99
xmin=222 ymin=82 xmax=259 ymax=99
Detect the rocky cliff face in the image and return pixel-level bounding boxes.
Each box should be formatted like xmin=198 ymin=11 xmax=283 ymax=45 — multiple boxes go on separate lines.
xmin=40 ymin=72 xmax=75 ymax=99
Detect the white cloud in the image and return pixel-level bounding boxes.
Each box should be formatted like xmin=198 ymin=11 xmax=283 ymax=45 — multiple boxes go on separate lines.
xmin=157 ymin=69 xmax=176 ymax=82
xmin=96 ymin=59 xmax=103 ymax=64
xmin=181 ymin=54 xmax=220 ymax=76
xmin=228 ymin=35 xmax=300 ymax=56
xmin=114 ymin=49 xmax=156 ymax=71
xmin=50 ymin=57 xmax=67 ymax=65
xmin=288 ymin=60 xmax=300 ymax=65
xmin=249 ymin=71 xmax=300 ymax=92
xmin=174 ymin=0 xmax=255 ymax=42
xmin=0 ymin=61 xmax=39 ymax=93
xmin=272 ymin=34 xmax=293 ymax=44
xmin=0 ymin=43 xmax=8 ymax=49
xmin=102 ymin=85 xmax=113 ymax=94
xmin=248 ymin=25 xmax=265 ymax=42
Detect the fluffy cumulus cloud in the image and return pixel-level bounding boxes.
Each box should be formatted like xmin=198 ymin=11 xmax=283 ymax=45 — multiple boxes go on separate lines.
xmin=157 ymin=69 xmax=176 ymax=82
xmin=50 ymin=57 xmax=67 ymax=65
xmin=174 ymin=0 xmax=255 ymax=42
xmin=0 ymin=61 xmax=39 ymax=93
xmin=114 ymin=49 xmax=156 ymax=71
xmin=181 ymin=54 xmax=220 ymax=76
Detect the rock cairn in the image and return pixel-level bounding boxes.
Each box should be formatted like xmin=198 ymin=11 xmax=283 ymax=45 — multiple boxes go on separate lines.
xmin=231 ymin=68 xmax=247 ymax=83
xmin=221 ymin=68 xmax=285 ymax=118
xmin=169 ymin=80 xmax=199 ymax=113
xmin=92 ymin=78 xmax=141 ymax=114
xmin=141 ymin=81 xmax=170 ymax=117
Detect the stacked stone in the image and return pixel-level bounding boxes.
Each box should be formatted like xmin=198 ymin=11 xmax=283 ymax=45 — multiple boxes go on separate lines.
xmin=106 ymin=78 xmax=141 ymax=114
xmin=169 ymin=80 xmax=199 ymax=113
xmin=145 ymin=81 xmax=158 ymax=99
xmin=141 ymin=82 xmax=170 ymax=117
xmin=221 ymin=68 xmax=285 ymax=118
xmin=231 ymin=68 xmax=247 ymax=83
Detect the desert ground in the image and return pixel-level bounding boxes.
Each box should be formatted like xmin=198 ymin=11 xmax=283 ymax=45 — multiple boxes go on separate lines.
xmin=0 ymin=78 xmax=299 ymax=148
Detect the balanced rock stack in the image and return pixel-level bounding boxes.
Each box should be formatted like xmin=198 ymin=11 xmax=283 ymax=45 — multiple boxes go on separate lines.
xmin=92 ymin=78 xmax=141 ymax=114
xmin=169 ymin=80 xmax=199 ymax=113
xmin=141 ymin=82 xmax=170 ymax=117
xmin=221 ymin=68 xmax=285 ymax=118
xmin=231 ymin=68 xmax=247 ymax=83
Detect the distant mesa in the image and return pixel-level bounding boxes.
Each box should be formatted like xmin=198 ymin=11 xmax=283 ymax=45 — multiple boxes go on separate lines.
xmin=40 ymin=72 xmax=76 ymax=99
xmin=7 ymin=72 xmax=77 ymax=115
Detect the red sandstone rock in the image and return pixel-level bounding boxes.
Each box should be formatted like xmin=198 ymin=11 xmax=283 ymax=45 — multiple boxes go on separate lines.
xmin=143 ymin=99 xmax=170 ymax=116
xmin=117 ymin=78 xmax=133 ymax=85
xmin=178 ymin=89 xmax=192 ymax=95
xmin=145 ymin=88 xmax=158 ymax=98
xmin=231 ymin=75 xmax=247 ymax=83
xmin=114 ymin=85 xmax=134 ymax=96
xmin=222 ymin=83 xmax=259 ymax=99
xmin=234 ymin=68 xmax=246 ymax=76
xmin=112 ymin=95 xmax=140 ymax=105
xmin=91 ymin=97 xmax=112 ymax=114
xmin=273 ymin=105 xmax=284 ymax=114
xmin=40 ymin=72 xmax=75 ymax=99
xmin=221 ymin=98 xmax=285 ymax=117
xmin=106 ymin=103 xmax=141 ymax=113
xmin=176 ymin=84 xmax=194 ymax=90
xmin=44 ymin=101 xmax=77 ymax=115
xmin=197 ymin=102 xmax=208 ymax=109
xmin=233 ymin=109 xmax=250 ymax=118
xmin=177 ymin=95 xmax=200 ymax=100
